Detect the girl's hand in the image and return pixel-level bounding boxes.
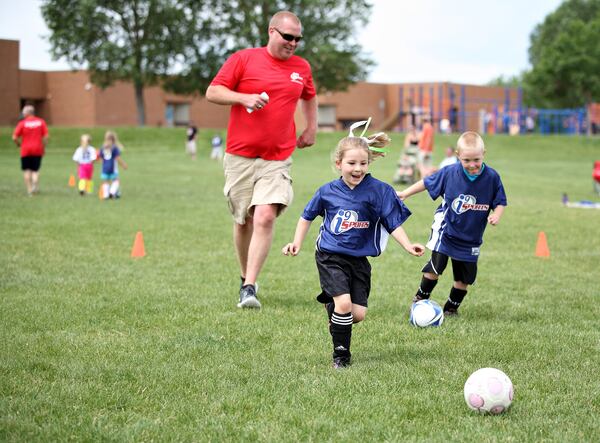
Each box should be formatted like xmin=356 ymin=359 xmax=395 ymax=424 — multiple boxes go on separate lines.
xmin=407 ymin=243 xmax=425 ymax=256
xmin=282 ymin=243 xmax=300 ymax=256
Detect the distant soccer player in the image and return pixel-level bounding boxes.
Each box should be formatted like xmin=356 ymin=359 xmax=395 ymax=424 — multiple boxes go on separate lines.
xmin=99 ymin=131 xmax=128 ymax=199
xmin=398 ymin=131 xmax=507 ymax=316
xmin=72 ymin=134 xmax=97 ymax=195
xmin=282 ymin=127 xmax=424 ymax=369
xmin=12 ymin=105 xmax=49 ymax=196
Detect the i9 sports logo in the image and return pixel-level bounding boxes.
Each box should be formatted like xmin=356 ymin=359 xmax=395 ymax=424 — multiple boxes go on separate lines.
xmin=330 ymin=209 xmax=370 ymax=234
xmin=451 ymin=194 xmax=490 ymax=214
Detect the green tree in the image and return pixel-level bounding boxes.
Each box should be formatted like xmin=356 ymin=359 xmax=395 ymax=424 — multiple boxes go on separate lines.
xmin=42 ymin=0 xmax=191 ymax=126
xmin=524 ymin=0 xmax=600 ymax=108
xmin=42 ymin=0 xmax=373 ymax=125
xmin=163 ymin=0 xmax=373 ymax=95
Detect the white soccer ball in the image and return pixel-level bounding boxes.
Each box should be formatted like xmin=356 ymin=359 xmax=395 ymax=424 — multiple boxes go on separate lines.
xmin=409 ymin=299 xmax=444 ymax=327
xmin=464 ymin=368 xmax=514 ymax=414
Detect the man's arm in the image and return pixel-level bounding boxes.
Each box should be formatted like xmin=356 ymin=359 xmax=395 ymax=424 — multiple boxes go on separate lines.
xmin=205 ymin=85 xmax=269 ymax=111
xmin=296 ymin=96 xmax=318 ymax=148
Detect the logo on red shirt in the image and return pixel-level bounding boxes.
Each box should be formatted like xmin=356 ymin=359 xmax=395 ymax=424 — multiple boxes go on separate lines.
xmin=290 ymin=72 xmax=303 ymax=84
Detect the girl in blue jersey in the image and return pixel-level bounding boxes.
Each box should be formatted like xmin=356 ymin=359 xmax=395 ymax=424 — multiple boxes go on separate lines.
xmin=282 ymin=130 xmax=425 ymax=369
xmin=398 ymin=131 xmax=506 ymax=316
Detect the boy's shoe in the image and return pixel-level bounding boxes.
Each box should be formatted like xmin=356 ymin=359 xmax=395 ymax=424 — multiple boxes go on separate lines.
xmin=332 ymin=356 xmax=351 ymax=369
xmin=412 ymin=294 xmax=429 ymax=303
xmin=444 ymin=309 xmax=459 ymax=317
xmin=237 ymin=284 xmax=261 ymax=309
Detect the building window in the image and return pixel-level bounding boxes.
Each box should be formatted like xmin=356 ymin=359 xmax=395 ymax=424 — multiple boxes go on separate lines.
xmin=165 ymin=103 xmax=190 ymax=127
xmin=318 ymin=105 xmax=336 ymax=131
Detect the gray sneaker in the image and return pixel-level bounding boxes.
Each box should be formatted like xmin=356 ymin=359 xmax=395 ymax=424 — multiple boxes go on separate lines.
xmin=237 ymin=284 xmax=261 ymax=309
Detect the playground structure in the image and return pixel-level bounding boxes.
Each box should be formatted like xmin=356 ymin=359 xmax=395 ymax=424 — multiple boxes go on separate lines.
xmin=391 ymin=83 xmax=591 ymax=135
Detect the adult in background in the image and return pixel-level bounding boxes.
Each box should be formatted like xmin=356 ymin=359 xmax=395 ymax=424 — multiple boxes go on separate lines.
xmin=418 ymin=115 xmax=434 ymax=178
xmin=12 ymin=105 xmax=49 ymax=196
xmin=206 ymin=10 xmax=318 ymax=309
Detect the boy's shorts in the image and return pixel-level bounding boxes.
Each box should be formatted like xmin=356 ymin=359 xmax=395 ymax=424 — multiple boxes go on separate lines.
xmin=422 ymin=250 xmax=477 ymax=285
xmin=186 ymin=140 xmax=197 ymax=154
xmin=223 ymin=153 xmax=293 ymax=225
xmin=315 ymin=250 xmax=371 ymax=308
xmin=101 ymin=172 xmax=119 ymax=181
xmin=21 ymin=156 xmax=42 ymax=171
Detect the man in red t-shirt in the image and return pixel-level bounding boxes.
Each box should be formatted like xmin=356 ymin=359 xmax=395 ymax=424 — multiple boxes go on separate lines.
xmin=206 ymin=10 xmax=318 ymax=309
xmin=12 ymin=105 xmax=49 ymax=196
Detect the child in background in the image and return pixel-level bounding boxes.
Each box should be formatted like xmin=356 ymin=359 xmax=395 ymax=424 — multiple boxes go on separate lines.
xmin=398 ymin=131 xmax=507 ymax=316
xmin=72 ymin=134 xmax=97 ymax=195
xmin=438 ymin=146 xmax=458 ymax=169
xmin=99 ymin=131 xmax=128 ymax=199
xmin=186 ymin=122 xmax=198 ymax=160
xmin=210 ymin=133 xmax=223 ymax=161
xmin=282 ymin=125 xmax=424 ymax=369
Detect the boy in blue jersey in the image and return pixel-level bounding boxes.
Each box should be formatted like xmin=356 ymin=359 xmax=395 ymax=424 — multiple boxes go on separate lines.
xmin=398 ymin=131 xmax=506 ymax=316
xmin=282 ymin=131 xmax=424 ymax=369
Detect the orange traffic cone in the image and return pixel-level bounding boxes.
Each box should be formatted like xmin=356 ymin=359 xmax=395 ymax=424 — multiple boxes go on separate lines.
xmin=535 ymin=231 xmax=550 ymax=258
xmin=131 ymin=231 xmax=146 ymax=258
xmin=68 ymin=174 xmax=76 ymax=187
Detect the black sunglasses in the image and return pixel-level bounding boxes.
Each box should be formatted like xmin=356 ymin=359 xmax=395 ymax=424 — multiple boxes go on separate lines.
xmin=274 ymin=28 xmax=303 ymax=43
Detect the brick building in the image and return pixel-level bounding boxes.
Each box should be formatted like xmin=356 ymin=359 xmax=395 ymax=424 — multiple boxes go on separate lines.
xmin=1 ymin=39 xmax=521 ymax=132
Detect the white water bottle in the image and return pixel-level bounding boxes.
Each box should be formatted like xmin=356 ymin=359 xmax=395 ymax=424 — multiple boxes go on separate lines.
xmin=246 ymin=92 xmax=269 ymax=113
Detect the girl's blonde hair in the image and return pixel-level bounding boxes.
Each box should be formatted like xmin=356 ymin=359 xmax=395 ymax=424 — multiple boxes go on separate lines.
xmin=80 ymin=134 xmax=92 ymax=147
xmin=103 ymin=130 xmax=123 ymax=150
xmin=333 ymin=132 xmax=391 ymax=163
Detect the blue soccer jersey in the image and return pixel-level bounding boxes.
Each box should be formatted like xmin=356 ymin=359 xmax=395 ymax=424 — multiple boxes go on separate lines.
xmin=100 ymin=146 xmax=121 ymax=175
xmin=424 ymin=162 xmax=507 ymax=262
xmin=302 ymin=174 xmax=412 ymax=257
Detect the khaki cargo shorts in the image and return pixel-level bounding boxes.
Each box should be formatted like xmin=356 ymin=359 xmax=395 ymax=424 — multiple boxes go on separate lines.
xmin=223 ymin=153 xmax=294 ymax=224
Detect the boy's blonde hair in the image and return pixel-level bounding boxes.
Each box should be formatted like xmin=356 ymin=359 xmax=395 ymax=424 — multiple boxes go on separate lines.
xmin=333 ymin=132 xmax=391 ymax=164
xmin=457 ymin=131 xmax=485 ymax=153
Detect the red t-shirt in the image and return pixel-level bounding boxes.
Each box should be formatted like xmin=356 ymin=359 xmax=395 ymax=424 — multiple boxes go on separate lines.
xmin=13 ymin=116 xmax=49 ymax=157
xmin=210 ymin=47 xmax=316 ymax=161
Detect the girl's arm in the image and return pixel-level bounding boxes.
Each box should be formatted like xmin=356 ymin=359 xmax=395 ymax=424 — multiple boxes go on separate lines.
xmin=390 ymin=226 xmax=425 ymax=256
xmin=282 ymin=218 xmax=312 ymax=256
xmin=117 ymin=157 xmax=128 ymax=170
xmin=397 ymin=179 xmax=426 ymax=201
xmin=488 ymin=205 xmax=505 ymax=225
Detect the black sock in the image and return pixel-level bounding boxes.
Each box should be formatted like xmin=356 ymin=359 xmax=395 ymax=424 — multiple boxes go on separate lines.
xmin=416 ymin=276 xmax=438 ymax=299
xmin=444 ymin=287 xmax=467 ymax=311
xmin=330 ymin=312 xmax=353 ymax=359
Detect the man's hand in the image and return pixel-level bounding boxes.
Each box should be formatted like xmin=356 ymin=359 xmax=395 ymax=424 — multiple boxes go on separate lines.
xmin=296 ymin=128 xmax=316 ymax=148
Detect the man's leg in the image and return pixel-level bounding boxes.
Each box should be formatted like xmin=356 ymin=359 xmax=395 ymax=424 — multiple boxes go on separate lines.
xmin=23 ymin=170 xmax=33 ymax=195
xmin=31 ymin=171 xmax=40 ymax=193
xmin=243 ymin=204 xmax=278 ymax=286
xmin=233 ymin=217 xmax=253 ymax=281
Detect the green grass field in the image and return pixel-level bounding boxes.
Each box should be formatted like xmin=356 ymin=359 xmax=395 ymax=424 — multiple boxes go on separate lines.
xmin=1 ymin=127 xmax=599 ymax=442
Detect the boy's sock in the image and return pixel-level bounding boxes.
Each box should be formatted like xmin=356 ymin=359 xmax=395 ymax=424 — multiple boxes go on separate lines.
xmin=415 ymin=276 xmax=438 ymax=301
xmin=330 ymin=312 xmax=353 ymax=359
xmin=444 ymin=287 xmax=467 ymax=313
xmin=78 ymin=179 xmax=86 ymax=193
